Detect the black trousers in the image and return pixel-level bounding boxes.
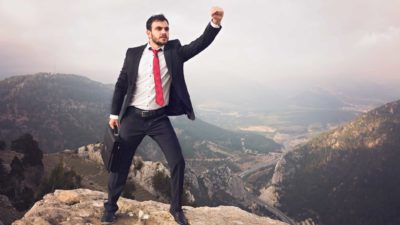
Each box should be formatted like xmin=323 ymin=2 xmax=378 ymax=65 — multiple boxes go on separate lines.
xmin=104 ymin=106 xmax=186 ymax=213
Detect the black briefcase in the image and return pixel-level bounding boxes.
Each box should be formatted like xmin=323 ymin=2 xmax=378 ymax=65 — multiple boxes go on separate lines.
xmin=101 ymin=125 xmax=120 ymax=172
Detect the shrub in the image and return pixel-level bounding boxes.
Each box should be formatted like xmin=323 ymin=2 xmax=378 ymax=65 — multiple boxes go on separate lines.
xmin=37 ymin=160 xmax=82 ymax=200
xmin=152 ymin=170 xmax=171 ymax=200
xmin=121 ymin=180 xmax=136 ymax=199
xmin=11 ymin=133 xmax=43 ymax=167
xmin=0 ymin=140 xmax=6 ymax=150
xmin=134 ymin=157 xmax=144 ymax=171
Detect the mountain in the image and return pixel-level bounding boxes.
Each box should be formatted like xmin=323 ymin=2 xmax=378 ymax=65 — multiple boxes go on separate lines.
xmin=287 ymin=87 xmax=348 ymax=109
xmin=260 ymin=99 xmax=400 ymax=225
xmin=0 ymin=73 xmax=113 ymax=152
xmin=0 ymin=73 xmax=281 ymax=156
xmin=171 ymin=117 xmax=282 ymax=157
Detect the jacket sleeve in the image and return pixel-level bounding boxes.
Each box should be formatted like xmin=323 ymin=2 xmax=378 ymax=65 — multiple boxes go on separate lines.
xmin=110 ymin=49 xmax=130 ymax=116
xmin=177 ymin=23 xmax=221 ymax=62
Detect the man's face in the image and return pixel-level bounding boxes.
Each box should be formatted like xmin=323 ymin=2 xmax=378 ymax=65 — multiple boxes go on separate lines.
xmin=147 ymin=20 xmax=169 ymax=47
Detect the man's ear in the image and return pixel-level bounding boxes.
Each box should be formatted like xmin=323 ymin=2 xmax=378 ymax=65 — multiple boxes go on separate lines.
xmin=146 ymin=30 xmax=151 ymax=38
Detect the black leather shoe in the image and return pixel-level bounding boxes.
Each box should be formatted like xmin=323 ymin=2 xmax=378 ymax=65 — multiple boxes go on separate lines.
xmin=101 ymin=210 xmax=116 ymax=224
xmin=170 ymin=209 xmax=190 ymax=225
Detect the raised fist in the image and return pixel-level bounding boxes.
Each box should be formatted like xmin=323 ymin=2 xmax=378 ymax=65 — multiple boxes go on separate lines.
xmin=211 ymin=6 xmax=224 ymax=26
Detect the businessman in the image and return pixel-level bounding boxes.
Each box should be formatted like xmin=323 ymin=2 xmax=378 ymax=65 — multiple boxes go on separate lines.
xmin=102 ymin=7 xmax=223 ymax=225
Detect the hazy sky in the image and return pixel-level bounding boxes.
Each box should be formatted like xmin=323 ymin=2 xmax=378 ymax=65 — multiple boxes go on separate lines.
xmin=1 ymin=0 xmax=399 ymax=91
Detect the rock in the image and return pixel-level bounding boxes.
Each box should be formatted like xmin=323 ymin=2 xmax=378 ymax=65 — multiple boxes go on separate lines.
xmin=259 ymin=186 xmax=279 ymax=206
xmin=0 ymin=194 xmax=22 ymax=225
xmin=54 ymin=190 xmax=80 ymax=205
xmin=12 ymin=188 xmax=288 ymax=225
xmin=76 ymin=143 xmax=103 ymax=165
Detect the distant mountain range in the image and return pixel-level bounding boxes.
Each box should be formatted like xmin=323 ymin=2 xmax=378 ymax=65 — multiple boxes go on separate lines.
xmin=0 ymin=73 xmax=113 ymax=152
xmin=3 ymin=73 xmax=400 ymax=225
xmin=0 ymin=73 xmax=281 ymax=156
xmin=261 ymin=99 xmax=400 ymax=225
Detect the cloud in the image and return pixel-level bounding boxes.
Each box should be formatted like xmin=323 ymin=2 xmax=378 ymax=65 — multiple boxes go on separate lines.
xmin=0 ymin=0 xmax=400 ymax=88
xmin=357 ymin=26 xmax=400 ymax=47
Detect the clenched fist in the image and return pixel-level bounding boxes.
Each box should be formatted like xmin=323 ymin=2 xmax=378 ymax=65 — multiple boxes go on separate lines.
xmin=211 ymin=6 xmax=224 ymax=26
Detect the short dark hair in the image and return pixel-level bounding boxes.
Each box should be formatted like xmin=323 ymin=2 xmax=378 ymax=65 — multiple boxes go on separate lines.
xmin=146 ymin=14 xmax=169 ymax=31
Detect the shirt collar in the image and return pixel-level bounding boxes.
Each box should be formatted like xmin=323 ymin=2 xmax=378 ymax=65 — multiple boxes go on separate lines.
xmin=146 ymin=43 xmax=164 ymax=51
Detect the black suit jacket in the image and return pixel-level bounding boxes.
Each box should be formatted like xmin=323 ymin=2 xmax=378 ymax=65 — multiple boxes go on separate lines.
xmin=110 ymin=23 xmax=221 ymax=121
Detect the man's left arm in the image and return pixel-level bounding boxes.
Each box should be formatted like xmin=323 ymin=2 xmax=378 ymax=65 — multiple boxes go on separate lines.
xmin=178 ymin=7 xmax=224 ymax=62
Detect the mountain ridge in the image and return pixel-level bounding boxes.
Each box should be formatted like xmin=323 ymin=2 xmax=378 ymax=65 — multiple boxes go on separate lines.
xmin=0 ymin=73 xmax=281 ymax=156
xmin=261 ymin=99 xmax=400 ymax=225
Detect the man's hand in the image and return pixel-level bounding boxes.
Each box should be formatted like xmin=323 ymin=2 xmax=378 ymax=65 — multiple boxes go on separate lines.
xmin=211 ymin=6 xmax=224 ymax=26
xmin=109 ymin=118 xmax=119 ymax=129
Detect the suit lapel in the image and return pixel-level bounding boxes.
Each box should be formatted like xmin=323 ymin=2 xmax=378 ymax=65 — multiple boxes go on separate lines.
xmin=129 ymin=44 xmax=146 ymax=84
xmin=164 ymin=43 xmax=173 ymax=76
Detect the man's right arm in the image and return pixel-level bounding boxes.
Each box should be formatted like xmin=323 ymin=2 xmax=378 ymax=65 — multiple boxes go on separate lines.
xmin=177 ymin=7 xmax=223 ymax=62
xmin=109 ymin=49 xmax=130 ymax=128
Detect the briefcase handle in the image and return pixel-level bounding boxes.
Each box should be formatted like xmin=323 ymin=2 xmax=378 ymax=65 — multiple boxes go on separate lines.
xmin=112 ymin=127 xmax=119 ymax=137
xmin=112 ymin=127 xmax=119 ymax=135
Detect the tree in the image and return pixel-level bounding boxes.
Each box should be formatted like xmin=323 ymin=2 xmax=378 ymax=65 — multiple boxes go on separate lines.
xmin=13 ymin=186 xmax=34 ymax=211
xmin=37 ymin=160 xmax=82 ymax=200
xmin=152 ymin=170 xmax=171 ymax=200
xmin=0 ymin=159 xmax=7 ymax=191
xmin=11 ymin=133 xmax=43 ymax=167
xmin=121 ymin=180 xmax=136 ymax=199
xmin=9 ymin=156 xmax=24 ymax=179
xmin=0 ymin=140 xmax=6 ymax=150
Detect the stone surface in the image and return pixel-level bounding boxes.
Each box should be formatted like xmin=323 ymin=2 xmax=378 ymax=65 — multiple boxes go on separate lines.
xmin=0 ymin=194 xmax=22 ymax=225
xmin=12 ymin=188 xmax=288 ymax=225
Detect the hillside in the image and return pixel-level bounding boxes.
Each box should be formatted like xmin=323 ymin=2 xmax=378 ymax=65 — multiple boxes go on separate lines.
xmin=0 ymin=73 xmax=113 ymax=152
xmin=261 ymin=99 xmax=400 ymax=225
xmin=0 ymin=73 xmax=281 ymax=157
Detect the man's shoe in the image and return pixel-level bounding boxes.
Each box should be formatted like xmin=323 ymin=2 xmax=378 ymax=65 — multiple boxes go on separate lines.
xmin=101 ymin=211 xmax=116 ymax=224
xmin=169 ymin=209 xmax=189 ymax=225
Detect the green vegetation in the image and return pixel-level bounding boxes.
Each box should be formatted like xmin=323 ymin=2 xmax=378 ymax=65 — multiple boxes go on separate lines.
xmin=0 ymin=159 xmax=7 ymax=188
xmin=276 ymin=101 xmax=400 ymax=225
xmin=152 ymin=170 xmax=192 ymax=205
xmin=0 ymin=134 xmax=45 ymax=211
xmin=0 ymin=140 xmax=6 ymax=150
xmin=134 ymin=157 xmax=144 ymax=171
xmin=0 ymin=73 xmax=113 ymax=153
xmin=37 ymin=159 xmax=82 ymax=200
xmin=11 ymin=133 xmax=43 ymax=167
xmin=121 ymin=180 xmax=136 ymax=199
xmin=152 ymin=170 xmax=171 ymax=200
xmin=9 ymin=156 xmax=24 ymax=179
xmin=172 ymin=117 xmax=282 ymax=158
xmin=279 ymin=144 xmax=400 ymax=225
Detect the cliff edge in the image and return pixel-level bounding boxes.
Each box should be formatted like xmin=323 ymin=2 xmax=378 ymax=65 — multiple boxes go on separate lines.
xmin=12 ymin=188 xmax=288 ymax=225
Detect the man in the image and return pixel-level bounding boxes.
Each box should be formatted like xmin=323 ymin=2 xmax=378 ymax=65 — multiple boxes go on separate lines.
xmin=102 ymin=7 xmax=224 ymax=225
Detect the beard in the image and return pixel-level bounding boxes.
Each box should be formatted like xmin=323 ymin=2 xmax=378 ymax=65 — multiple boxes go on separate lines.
xmin=151 ymin=36 xmax=168 ymax=46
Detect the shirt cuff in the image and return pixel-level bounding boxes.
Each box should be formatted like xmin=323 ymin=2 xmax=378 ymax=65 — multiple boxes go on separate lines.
xmin=210 ymin=21 xmax=220 ymax=28
xmin=109 ymin=114 xmax=119 ymax=119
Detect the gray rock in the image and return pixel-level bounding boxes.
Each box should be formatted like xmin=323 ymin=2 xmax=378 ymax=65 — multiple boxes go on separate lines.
xmin=12 ymin=188 xmax=288 ymax=225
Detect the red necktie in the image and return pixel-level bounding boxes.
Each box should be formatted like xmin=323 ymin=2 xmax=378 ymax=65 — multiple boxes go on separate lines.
xmin=151 ymin=48 xmax=164 ymax=106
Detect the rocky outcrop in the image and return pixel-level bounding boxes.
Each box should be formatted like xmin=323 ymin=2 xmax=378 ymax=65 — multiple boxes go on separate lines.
xmin=258 ymin=153 xmax=297 ymax=206
xmin=195 ymin=166 xmax=249 ymax=206
xmin=75 ymin=143 xmax=261 ymax=212
xmin=76 ymin=143 xmax=103 ymax=165
xmin=75 ymin=143 xmax=194 ymax=202
xmin=12 ymin=189 xmax=288 ymax=225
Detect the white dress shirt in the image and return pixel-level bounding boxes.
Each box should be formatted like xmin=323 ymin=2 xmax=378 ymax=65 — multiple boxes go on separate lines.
xmin=130 ymin=44 xmax=172 ymax=110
